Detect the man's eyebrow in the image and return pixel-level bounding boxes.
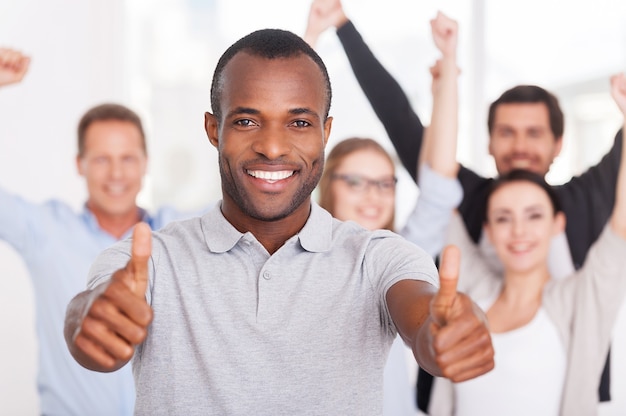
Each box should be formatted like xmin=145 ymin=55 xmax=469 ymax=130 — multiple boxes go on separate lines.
xmin=289 ymin=107 xmax=319 ymax=117
xmin=226 ymin=107 xmax=259 ymax=118
xmin=225 ymin=107 xmax=321 ymax=119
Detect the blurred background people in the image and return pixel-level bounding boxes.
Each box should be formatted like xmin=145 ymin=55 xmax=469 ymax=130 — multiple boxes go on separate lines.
xmin=429 ymin=73 xmax=626 ymax=416
xmin=305 ymin=0 xmax=625 ymax=411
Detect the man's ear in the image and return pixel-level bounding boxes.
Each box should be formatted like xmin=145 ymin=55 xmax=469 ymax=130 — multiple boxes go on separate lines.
xmin=76 ymin=155 xmax=85 ymax=176
xmin=323 ymin=116 xmax=333 ymax=147
xmin=205 ymin=112 xmax=219 ymax=148
xmin=487 ymin=137 xmax=494 ymax=156
xmin=553 ymin=136 xmax=564 ymax=159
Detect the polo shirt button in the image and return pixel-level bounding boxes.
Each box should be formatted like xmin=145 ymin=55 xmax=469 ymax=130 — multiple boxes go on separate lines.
xmin=263 ymin=271 xmax=271 ymax=280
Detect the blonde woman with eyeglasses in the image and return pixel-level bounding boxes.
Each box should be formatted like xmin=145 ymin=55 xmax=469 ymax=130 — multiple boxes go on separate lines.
xmin=319 ymin=137 xmax=397 ymax=232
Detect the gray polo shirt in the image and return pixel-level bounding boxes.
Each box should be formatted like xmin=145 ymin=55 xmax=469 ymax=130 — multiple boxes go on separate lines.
xmin=88 ymin=201 xmax=438 ymax=415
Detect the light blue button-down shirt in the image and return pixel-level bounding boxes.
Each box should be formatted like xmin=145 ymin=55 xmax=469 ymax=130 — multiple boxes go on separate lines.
xmin=0 ymin=186 xmax=203 ymax=416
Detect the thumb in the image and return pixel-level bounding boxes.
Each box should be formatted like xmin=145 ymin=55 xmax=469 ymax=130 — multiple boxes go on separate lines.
xmin=431 ymin=244 xmax=460 ymax=326
xmin=126 ymin=222 xmax=152 ymax=297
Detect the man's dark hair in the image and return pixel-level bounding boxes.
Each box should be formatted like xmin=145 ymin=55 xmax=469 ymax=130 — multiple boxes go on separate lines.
xmin=484 ymin=168 xmax=563 ymax=224
xmin=210 ymin=28 xmax=332 ymax=122
xmin=487 ymin=85 xmax=564 ymax=140
xmin=77 ymin=103 xmax=146 ymax=157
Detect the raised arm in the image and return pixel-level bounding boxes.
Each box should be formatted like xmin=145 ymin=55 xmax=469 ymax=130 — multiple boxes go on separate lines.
xmin=609 ymin=73 xmax=626 ymax=237
xmin=387 ymin=246 xmax=494 ymax=381
xmin=558 ymin=90 xmax=625 ymax=269
xmin=0 ymin=48 xmax=38 ymax=247
xmin=304 ymin=0 xmax=425 ymax=180
xmin=399 ymin=12 xmax=462 ymax=257
xmin=420 ymin=11 xmax=460 ymax=178
xmin=64 ymin=223 xmax=153 ymax=372
xmin=0 ymin=47 xmax=30 ymax=87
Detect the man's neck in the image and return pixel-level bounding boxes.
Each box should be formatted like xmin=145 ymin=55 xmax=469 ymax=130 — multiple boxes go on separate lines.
xmin=88 ymin=203 xmax=142 ymax=240
xmin=220 ymin=199 xmax=311 ymax=255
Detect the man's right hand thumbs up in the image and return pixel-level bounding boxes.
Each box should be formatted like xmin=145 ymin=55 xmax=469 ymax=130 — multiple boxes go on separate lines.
xmin=68 ymin=223 xmax=154 ymax=372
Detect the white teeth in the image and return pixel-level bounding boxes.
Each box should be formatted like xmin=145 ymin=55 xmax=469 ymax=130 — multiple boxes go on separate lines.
xmin=106 ymin=185 xmax=126 ymax=195
xmin=510 ymin=243 xmax=531 ymax=252
xmin=247 ymin=170 xmax=294 ymax=182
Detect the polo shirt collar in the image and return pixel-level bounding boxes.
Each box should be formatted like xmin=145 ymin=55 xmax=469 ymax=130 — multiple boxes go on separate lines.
xmin=201 ymin=204 xmax=245 ymax=253
xmin=298 ymin=201 xmax=333 ymax=253
xmin=201 ymin=200 xmax=333 ymax=254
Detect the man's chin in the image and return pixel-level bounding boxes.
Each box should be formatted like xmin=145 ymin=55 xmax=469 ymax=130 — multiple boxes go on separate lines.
xmin=506 ymin=162 xmax=548 ymax=175
xmin=101 ymin=205 xmax=138 ymax=218
xmin=247 ymin=205 xmax=293 ymax=222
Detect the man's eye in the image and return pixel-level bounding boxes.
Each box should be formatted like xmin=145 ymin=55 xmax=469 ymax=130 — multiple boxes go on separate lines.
xmin=292 ymin=120 xmax=311 ymax=128
xmin=495 ymin=128 xmax=513 ymax=138
xmin=235 ymin=119 xmax=255 ymax=127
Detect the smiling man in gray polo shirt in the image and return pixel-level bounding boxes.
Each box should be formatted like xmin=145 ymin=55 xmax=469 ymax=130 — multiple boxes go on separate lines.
xmin=63 ymin=28 xmax=493 ymax=415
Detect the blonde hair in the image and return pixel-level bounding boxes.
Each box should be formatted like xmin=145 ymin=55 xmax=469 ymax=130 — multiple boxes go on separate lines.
xmin=319 ymin=137 xmax=396 ymax=231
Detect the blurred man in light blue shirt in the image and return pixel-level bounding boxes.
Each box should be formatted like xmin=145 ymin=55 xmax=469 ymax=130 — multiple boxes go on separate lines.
xmin=0 ymin=48 xmax=203 ymax=415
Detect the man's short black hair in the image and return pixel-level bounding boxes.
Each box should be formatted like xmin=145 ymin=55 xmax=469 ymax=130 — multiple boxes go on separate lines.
xmin=210 ymin=28 xmax=332 ymax=122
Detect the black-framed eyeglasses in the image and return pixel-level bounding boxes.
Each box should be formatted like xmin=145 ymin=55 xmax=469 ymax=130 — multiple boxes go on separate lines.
xmin=331 ymin=174 xmax=397 ymax=194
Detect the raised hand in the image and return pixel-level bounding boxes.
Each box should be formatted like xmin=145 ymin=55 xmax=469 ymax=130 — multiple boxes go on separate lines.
xmin=0 ymin=47 xmax=30 ymax=87
xmin=303 ymin=0 xmax=348 ymax=48
xmin=69 ymin=222 xmax=153 ymax=372
xmin=429 ymin=245 xmax=494 ymax=382
xmin=430 ymin=11 xmax=458 ymax=60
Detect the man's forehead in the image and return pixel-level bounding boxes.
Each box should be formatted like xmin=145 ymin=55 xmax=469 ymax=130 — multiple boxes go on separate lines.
xmin=222 ymin=51 xmax=320 ymax=79
xmin=219 ymin=54 xmax=326 ymax=107
xmin=494 ymin=103 xmax=550 ymax=124
xmin=495 ymin=102 xmax=549 ymax=116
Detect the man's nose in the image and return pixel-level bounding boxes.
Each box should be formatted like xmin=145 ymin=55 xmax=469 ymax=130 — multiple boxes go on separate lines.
xmin=110 ymin=159 xmax=123 ymax=178
xmin=252 ymin=127 xmax=291 ymax=159
xmin=512 ymin=135 xmax=528 ymax=152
